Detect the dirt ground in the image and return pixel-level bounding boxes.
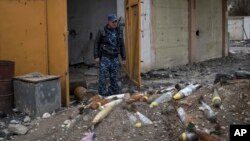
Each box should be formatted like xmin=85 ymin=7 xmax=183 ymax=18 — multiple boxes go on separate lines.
xmin=1 ymin=46 xmax=250 ymax=141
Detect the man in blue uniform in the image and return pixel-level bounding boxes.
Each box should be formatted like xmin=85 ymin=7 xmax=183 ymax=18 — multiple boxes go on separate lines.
xmin=94 ymin=14 xmax=126 ymax=96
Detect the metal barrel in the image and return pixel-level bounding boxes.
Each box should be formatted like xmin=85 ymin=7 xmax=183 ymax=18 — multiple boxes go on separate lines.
xmin=0 ymin=60 xmax=15 ymax=79
xmin=0 ymin=79 xmax=13 ymax=95
xmin=0 ymin=60 xmax=15 ymax=113
xmin=0 ymin=94 xmax=14 ymax=113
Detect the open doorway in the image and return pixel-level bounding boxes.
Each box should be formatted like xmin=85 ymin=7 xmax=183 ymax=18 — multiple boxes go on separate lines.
xmin=67 ymin=0 xmax=125 ymax=96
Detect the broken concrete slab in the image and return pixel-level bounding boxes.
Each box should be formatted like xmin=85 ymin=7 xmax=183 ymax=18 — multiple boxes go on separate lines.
xmin=8 ymin=124 xmax=28 ymax=135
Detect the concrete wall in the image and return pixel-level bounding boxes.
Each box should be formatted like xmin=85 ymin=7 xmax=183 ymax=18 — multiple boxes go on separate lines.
xmin=117 ymin=0 xmax=125 ymax=18
xmin=196 ymin=0 xmax=223 ymax=62
xmin=152 ymin=0 xmax=189 ymax=69
xmin=228 ymin=16 xmax=250 ymax=40
xmin=244 ymin=17 xmax=250 ymax=40
xmin=141 ymin=0 xmax=153 ymax=72
xmin=228 ymin=17 xmax=244 ymax=40
xmin=68 ymin=0 xmax=117 ymax=65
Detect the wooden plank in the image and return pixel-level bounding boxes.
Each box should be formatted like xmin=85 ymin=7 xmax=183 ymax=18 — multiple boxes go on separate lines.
xmin=125 ymin=0 xmax=141 ymax=87
xmin=130 ymin=1 xmax=139 ymax=7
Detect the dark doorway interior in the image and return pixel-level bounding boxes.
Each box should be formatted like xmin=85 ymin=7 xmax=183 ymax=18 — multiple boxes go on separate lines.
xmin=67 ymin=0 xmax=117 ymax=95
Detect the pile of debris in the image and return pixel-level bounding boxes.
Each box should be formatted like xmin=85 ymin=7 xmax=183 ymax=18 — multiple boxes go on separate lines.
xmin=229 ymin=40 xmax=250 ymax=48
xmin=1 ymin=70 xmax=249 ymax=141
xmin=72 ymin=70 xmax=250 ymax=141
xmin=0 ymin=109 xmax=58 ymax=140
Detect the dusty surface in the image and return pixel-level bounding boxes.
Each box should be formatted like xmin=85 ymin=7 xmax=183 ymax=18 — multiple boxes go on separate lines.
xmin=1 ymin=47 xmax=250 ymax=141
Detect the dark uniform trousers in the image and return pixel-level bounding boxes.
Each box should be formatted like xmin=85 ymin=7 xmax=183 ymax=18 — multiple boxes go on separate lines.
xmin=99 ymin=56 xmax=120 ymax=96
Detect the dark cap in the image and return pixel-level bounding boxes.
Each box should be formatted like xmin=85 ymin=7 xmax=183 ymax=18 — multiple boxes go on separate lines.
xmin=108 ymin=14 xmax=118 ymax=22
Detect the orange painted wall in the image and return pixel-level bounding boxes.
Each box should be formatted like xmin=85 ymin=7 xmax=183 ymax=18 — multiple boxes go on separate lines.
xmin=0 ymin=0 xmax=69 ymax=106
xmin=0 ymin=0 xmax=48 ymax=74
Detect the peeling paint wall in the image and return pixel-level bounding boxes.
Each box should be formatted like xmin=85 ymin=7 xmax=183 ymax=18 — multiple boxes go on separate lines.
xmin=196 ymin=0 xmax=223 ymax=62
xmin=152 ymin=0 xmax=189 ymax=69
xmin=68 ymin=0 xmax=117 ymax=65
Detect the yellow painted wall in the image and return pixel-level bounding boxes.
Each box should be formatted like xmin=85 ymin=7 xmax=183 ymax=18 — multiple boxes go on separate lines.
xmin=0 ymin=0 xmax=48 ymax=74
xmin=0 ymin=0 xmax=69 ymax=106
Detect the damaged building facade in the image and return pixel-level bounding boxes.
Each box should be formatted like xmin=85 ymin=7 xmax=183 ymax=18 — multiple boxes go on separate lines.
xmin=0 ymin=0 xmax=228 ymax=106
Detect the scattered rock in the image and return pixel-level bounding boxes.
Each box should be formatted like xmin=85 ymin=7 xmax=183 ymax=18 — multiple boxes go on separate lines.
xmin=204 ymin=128 xmax=210 ymax=133
xmin=0 ymin=131 xmax=6 ymax=138
xmin=52 ymin=112 xmax=56 ymax=116
xmin=83 ymin=115 xmax=89 ymax=122
xmin=221 ymin=126 xmax=226 ymax=130
xmin=42 ymin=113 xmax=51 ymax=119
xmin=12 ymin=108 xmax=19 ymax=113
xmin=23 ymin=122 xmax=32 ymax=126
xmin=239 ymin=93 xmax=243 ymax=99
xmin=220 ymin=105 xmax=225 ymax=110
xmin=8 ymin=124 xmax=28 ymax=135
xmin=149 ymin=71 xmax=170 ymax=78
xmin=245 ymin=118 xmax=250 ymax=122
xmin=63 ymin=120 xmax=71 ymax=125
xmin=234 ymin=70 xmax=250 ymax=79
xmin=23 ymin=116 xmax=31 ymax=123
xmin=1 ymin=129 xmax=9 ymax=138
xmin=0 ymin=122 xmax=5 ymax=128
xmin=179 ymin=101 xmax=192 ymax=107
xmin=169 ymin=74 xmax=173 ymax=78
xmin=10 ymin=120 xmax=21 ymax=124
xmin=154 ymin=123 xmax=158 ymax=128
xmin=213 ymin=73 xmax=234 ymax=84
